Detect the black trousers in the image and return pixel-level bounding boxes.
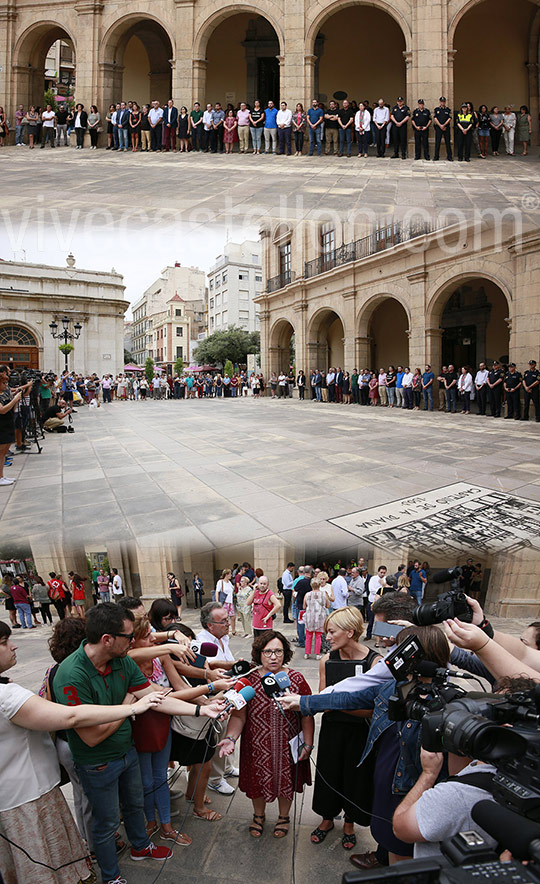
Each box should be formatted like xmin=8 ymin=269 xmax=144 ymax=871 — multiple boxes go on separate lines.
xmin=278 ymin=126 xmax=292 ymax=155
xmin=89 ymin=128 xmax=99 ymax=147
xmin=414 ymin=128 xmax=429 ymax=159
xmin=392 ymin=124 xmax=407 ymax=158
xmin=434 ymin=126 xmax=452 ymax=159
xmin=506 ymin=390 xmax=521 ymax=419
xmin=282 ymin=589 xmax=293 ymax=622
xmin=53 ymin=600 xmax=66 ymax=619
xmin=375 ymin=124 xmax=387 ymax=156
xmin=488 ymin=385 xmax=502 ymax=417
xmin=523 ymin=388 xmax=540 ymax=420
xmin=150 ymin=126 xmax=162 ymax=151
xmin=476 ymin=386 xmax=487 ymax=415
xmin=457 ymin=129 xmax=472 ymax=160
xmin=40 ymin=603 xmax=53 ymax=624
xmin=76 ymin=127 xmax=85 ymax=148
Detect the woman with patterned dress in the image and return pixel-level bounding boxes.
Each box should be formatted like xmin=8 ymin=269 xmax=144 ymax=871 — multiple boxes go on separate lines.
xmin=218 ymin=630 xmax=313 ymax=839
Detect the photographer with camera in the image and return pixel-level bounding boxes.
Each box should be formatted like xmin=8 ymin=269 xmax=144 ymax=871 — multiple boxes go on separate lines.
xmin=0 ymin=369 xmax=33 ymax=486
xmin=41 ymin=397 xmax=74 ymax=433
xmin=392 ymin=674 xmax=539 ymax=859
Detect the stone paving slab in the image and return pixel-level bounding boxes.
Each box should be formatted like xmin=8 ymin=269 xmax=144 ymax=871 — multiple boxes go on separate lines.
xmin=1 ymin=398 xmax=540 ymax=555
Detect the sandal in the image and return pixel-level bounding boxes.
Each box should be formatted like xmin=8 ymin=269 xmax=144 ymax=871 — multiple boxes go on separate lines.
xmin=342 ymin=832 xmax=357 ymax=850
xmin=193 ymin=809 xmax=222 ymax=822
xmin=249 ymin=814 xmax=265 ymax=838
xmin=159 ymin=829 xmax=192 ymax=845
xmin=274 ymin=815 xmax=290 ymax=838
xmin=311 ymin=823 xmax=334 ymax=843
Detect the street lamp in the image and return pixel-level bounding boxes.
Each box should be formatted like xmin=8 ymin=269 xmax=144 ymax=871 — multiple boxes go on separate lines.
xmin=49 ymin=316 xmax=83 ymax=372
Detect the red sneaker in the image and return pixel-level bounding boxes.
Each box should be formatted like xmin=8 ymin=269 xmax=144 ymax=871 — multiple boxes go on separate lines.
xmin=130 ymin=842 xmax=173 ymax=862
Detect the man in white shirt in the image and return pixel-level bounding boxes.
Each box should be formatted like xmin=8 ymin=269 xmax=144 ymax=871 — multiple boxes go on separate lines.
xmin=202 ymin=103 xmax=213 ymax=152
xmin=41 ymin=104 xmax=56 ymax=149
xmin=112 ymin=569 xmax=123 ymax=598
xmin=148 ymin=99 xmax=163 ymax=152
xmin=372 ymin=98 xmax=390 ymax=157
xmin=281 ymin=562 xmax=295 ymax=623
xmin=366 ymin=565 xmax=388 ymax=638
xmin=402 ymin=367 xmax=414 ymax=409
xmin=196 ymin=603 xmax=238 ymax=795
xmin=276 ymin=101 xmax=293 ymax=156
xmin=326 ymin=369 xmax=336 ymax=402
xmin=474 ymin=362 xmax=489 ymax=415
xmin=331 ymin=569 xmax=349 ymax=609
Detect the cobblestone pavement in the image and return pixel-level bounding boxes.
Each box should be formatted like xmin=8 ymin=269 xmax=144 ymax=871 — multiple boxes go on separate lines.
xmin=1 ymin=397 xmax=539 ymax=550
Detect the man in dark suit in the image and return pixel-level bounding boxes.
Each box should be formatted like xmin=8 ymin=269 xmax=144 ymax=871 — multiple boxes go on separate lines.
xmin=163 ymin=99 xmax=178 ymax=152
xmin=116 ymin=102 xmax=129 ymax=151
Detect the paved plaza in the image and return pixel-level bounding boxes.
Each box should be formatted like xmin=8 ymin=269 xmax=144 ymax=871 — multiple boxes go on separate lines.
xmin=1 ymin=146 xmax=540 ymax=228
xmin=2 ymin=397 xmax=540 ymax=550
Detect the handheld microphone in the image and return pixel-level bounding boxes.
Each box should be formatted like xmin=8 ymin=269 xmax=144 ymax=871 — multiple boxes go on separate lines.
xmin=219 ymin=685 xmax=255 ymax=719
xmin=261 ymin=670 xmax=292 ymax=700
xmin=415 ymin=660 xmax=476 ymax=680
xmin=471 ymin=800 xmax=540 ymax=862
xmin=190 ymin=641 xmax=219 ymax=658
xmin=275 ymin=670 xmax=292 ymax=693
xmin=233 ymin=677 xmax=252 ymax=692
xmin=230 ymin=659 xmax=251 ymax=677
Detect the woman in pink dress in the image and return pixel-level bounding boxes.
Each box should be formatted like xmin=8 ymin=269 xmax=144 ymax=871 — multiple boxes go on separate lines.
xmin=368 ymin=372 xmax=379 ymax=405
xmin=223 ymin=110 xmax=237 ymax=154
xmin=218 ymin=630 xmax=313 ymax=839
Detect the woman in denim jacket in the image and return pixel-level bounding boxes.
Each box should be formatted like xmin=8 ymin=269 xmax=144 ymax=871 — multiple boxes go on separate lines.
xmin=292 ymin=625 xmax=450 ymax=866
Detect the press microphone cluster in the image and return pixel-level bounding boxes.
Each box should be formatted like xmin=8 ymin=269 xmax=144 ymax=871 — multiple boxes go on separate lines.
xmin=415 ymin=660 xmax=477 ymax=680
xmin=261 ymin=670 xmax=292 ymax=699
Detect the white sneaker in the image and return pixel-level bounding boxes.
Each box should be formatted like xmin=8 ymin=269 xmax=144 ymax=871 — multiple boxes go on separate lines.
xmin=225 ymin=766 xmax=240 ymax=778
xmin=0 ymin=477 xmax=15 ymax=485
xmin=208 ymin=778 xmax=235 ymax=795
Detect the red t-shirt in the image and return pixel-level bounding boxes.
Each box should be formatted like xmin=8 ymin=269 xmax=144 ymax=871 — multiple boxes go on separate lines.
xmin=10 ymin=584 xmax=29 ymax=604
xmin=71 ymin=580 xmax=86 ymax=602
xmin=47 ymin=579 xmax=65 ymax=601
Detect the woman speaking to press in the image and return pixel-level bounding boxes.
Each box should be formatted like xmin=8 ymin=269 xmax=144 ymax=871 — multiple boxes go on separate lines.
xmin=0 ymin=620 xmax=163 ymax=884
xmin=218 ymin=630 xmax=313 ymax=839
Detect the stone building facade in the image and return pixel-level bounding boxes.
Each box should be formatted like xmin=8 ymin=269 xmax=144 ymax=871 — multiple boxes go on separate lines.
xmin=1 ymin=0 xmax=539 ymax=139
xmin=255 ymin=217 xmax=540 ymax=379
xmin=0 ymin=255 xmax=127 ymax=375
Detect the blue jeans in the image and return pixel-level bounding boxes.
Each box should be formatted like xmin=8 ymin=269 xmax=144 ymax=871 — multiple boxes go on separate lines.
xmin=99 ymin=590 xmax=110 ymax=603
xmin=339 ymin=127 xmax=353 ymax=155
xmin=292 ymin=602 xmax=305 ymax=647
xmin=251 ymin=126 xmax=262 ymax=150
xmin=446 ymin=387 xmax=457 ymax=413
xmin=15 ymin=602 xmax=32 ymax=628
xmin=113 ymin=126 xmax=119 ymax=148
xmin=118 ymin=127 xmax=128 ymax=149
xmin=410 ymin=588 xmax=423 ymax=605
xmin=16 ymin=125 xmax=25 ymax=145
xmin=138 ymin=730 xmax=172 ymax=825
xmin=423 ymin=387 xmax=433 ymax=410
xmin=309 ymin=127 xmax=322 ymax=155
xmin=77 ymin=746 xmax=149 ymax=882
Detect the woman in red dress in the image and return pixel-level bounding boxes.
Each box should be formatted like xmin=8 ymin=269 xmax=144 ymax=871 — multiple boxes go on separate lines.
xmin=218 ymin=630 xmax=313 ymax=839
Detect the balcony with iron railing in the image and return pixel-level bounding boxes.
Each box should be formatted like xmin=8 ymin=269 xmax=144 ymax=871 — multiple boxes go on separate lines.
xmin=265 ymin=220 xmax=437 ymax=292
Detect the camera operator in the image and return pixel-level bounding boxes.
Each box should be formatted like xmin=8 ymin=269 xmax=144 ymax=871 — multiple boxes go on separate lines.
xmin=392 ymin=675 xmax=538 ymax=858
xmin=39 ymin=373 xmax=56 ymax=415
xmin=0 ymin=369 xmax=33 ymax=486
xmin=280 ymin=624 xmax=451 ymax=869
xmin=41 ymin=398 xmax=74 ymax=433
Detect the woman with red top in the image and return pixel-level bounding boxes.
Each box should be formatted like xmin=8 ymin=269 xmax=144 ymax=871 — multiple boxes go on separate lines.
xmin=69 ymin=572 xmax=87 ymax=617
xmin=246 ymin=575 xmax=281 ymax=637
xmin=368 ymin=372 xmax=379 ymax=405
xmin=218 ymin=630 xmax=313 ymax=839
xmin=293 ymin=103 xmax=307 ymax=155
xmin=223 ymin=110 xmax=237 ymax=154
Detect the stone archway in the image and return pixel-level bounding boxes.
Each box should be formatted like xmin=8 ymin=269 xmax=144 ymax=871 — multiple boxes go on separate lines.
xmin=268 ymin=318 xmax=295 ymax=374
xmin=306 ymin=1 xmax=411 ymax=104
xmin=426 ymin=275 xmax=512 ymax=371
xmin=357 ymin=295 xmax=410 ymax=370
xmin=0 ymin=324 xmax=40 ymax=370
xmin=307 ymin=307 xmax=345 ymax=372
xmin=13 ymin=21 xmax=76 ymax=109
xmin=193 ymin=9 xmax=284 ymax=107
xmin=100 ymin=16 xmax=174 ymax=109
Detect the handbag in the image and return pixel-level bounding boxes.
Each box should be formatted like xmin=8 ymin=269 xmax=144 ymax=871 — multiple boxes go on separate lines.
xmin=171 ymin=710 xmax=211 ymax=741
xmin=132 ymin=708 xmax=171 ymax=753
xmin=217 ymin=579 xmax=226 ymax=605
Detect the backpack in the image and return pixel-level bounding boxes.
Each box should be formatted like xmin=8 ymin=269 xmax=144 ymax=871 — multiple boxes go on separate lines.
xmin=277 ymin=577 xmax=283 ymax=592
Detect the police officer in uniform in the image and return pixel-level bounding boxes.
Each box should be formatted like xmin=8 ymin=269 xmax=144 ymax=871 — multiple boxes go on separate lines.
xmin=504 ymin=363 xmax=522 ymax=420
xmin=522 ymin=359 xmax=540 ymax=421
xmin=486 ymin=360 xmax=503 ymax=417
xmin=390 ymin=97 xmax=410 ymax=159
xmin=412 ymin=99 xmax=431 ymax=160
xmin=433 ymin=97 xmax=453 ymax=161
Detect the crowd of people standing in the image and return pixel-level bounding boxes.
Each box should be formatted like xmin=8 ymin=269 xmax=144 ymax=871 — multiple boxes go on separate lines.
xmin=5 ymin=96 xmax=533 ymax=159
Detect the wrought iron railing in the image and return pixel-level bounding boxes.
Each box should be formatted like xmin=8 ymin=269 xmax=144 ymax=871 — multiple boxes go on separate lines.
xmin=266 ymin=270 xmax=296 ymax=292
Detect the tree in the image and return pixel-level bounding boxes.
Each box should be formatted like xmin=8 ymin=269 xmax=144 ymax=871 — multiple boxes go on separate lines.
xmin=43 ymin=89 xmax=58 ymax=112
xmin=145 ymin=357 xmax=155 ymax=385
xmin=223 ymin=359 xmax=234 ymax=378
xmin=193 ymin=327 xmax=260 ymax=367
xmin=174 ymin=356 xmax=184 ymax=376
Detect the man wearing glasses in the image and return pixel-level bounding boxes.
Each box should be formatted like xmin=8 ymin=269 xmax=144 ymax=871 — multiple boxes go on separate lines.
xmin=55 ymin=603 xmax=221 ymax=884
xmin=197 ymin=602 xmax=239 ymax=795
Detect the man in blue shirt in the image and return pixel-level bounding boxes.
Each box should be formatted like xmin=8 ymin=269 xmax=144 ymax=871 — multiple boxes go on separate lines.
xmin=409 ymin=561 xmax=427 ymax=604
xmin=307 ymin=99 xmax=324 ymax=156
xmin=422 ymin=364 xmax=435 ymax=411
xmin=264 ymin=100 xmax=278 ymax=154
xmin=211 ymin=102 xmax=225 ymax=153
xmin=396 ymin=365 xmax=405 ymax=408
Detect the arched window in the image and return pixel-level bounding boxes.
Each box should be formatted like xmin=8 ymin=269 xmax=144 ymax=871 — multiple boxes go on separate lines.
xmin=0 ymin=326 xmax=37 ymax=346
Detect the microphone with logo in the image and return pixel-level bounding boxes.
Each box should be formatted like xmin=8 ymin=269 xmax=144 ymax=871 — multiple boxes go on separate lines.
xmin=261 ymin=670 xmax=292 ymax=707
xmin=218 ymin=685 xmax=256 ymax=721
xmin=188 ymin=641 xmax=219 ymax=669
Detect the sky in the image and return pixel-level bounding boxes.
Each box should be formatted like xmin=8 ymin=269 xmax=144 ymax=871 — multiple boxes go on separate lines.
xmin=1 ymin=220 xmax=260 ymax=317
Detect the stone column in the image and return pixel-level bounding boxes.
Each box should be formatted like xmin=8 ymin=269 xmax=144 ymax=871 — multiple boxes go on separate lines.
xmin=407 ymin=269 xmax=428 ymax=366
xmin=100 ymin=62 xmax=124 ymax=114
xmin=192 ymin=58 xmax=207 ymax=106
xmin=292 ymin=295 xmax=307 ymax=374
xmin=527 ymin=62 xmax=540 ymax=144
xmin=304 ymin=54 xmax=317 ymax=107
xmin=447 ymin=50 xmax=457 ymax=116
xmin=0 ymin=3 xmax=17 ymax=123
xmin=258 ymin=301 xmax=271 ymax=377
xmin=508 ymin=233 xmax=540 ymax=366
xmin=425 ymin=327 xmax=443 ymax=370
xmin=74 ymin=1 xmax=103 ymax=106
xmin=342 ymin=290 xmax=356 ymax=369
xmin=174 ymin=0 xmax=194 ymax=104
xmin=355 ymin=335 xmax=371 ymax=368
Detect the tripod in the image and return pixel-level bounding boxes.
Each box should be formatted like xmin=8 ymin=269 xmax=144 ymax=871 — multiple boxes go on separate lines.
xmin=23 ymin=386 xmax=44 ymax=454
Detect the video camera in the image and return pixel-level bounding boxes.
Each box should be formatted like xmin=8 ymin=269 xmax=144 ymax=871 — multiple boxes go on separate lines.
xmin=385 ymin=635 xmax=469 ymax=723
xmin=422 ymin=683 xmax=540 ymax=820
xmin=412 ymin=569 xmax=473 ymax=627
